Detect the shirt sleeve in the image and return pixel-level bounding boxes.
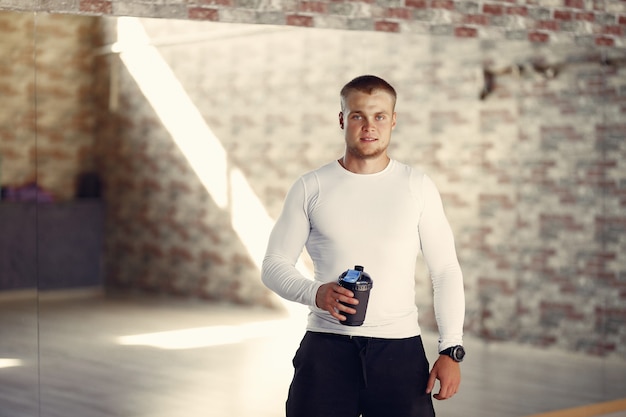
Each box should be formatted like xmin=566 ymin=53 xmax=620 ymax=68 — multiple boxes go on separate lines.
xmin=418 ymin=174 xmax=465 ymax=352
xmin=261 ymin=177 xmax=322 ymax=308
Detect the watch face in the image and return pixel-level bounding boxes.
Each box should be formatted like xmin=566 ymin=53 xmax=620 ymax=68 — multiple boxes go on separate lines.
xmin=453 ymin=346 xmax=465 ymax=362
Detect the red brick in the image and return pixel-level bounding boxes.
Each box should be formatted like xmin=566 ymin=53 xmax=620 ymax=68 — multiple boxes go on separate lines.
xmin=596 ymin=307 xmax=626 ymax=320
xmin=141 ymin=242 xmax=165 ymax=258
xmin=34 ymin=147 xmax=72 ymax=161
xmin=406 ymin=0 xmax=428 ymax=8
xmin=196 ymin=0 xmax=232 ymax=5
xmin=540 ymin=302 xmax=585 ymax=320
xmin=375 ymin=21 xmax=400 ymax=32
xmin=79 ymin=0 xmax=112 ymax=14
xmin=602 ymin=25 xmax=623 ymax=36
xmin=595 ymin=36 xmax=615 ymax=46
xmin=455 ymin=26 xmax=478 ymax=37
xmin=431 ymin=0 xmax=455 ymax=10
xmin=299 ymin=1 xmax=328 ymax=14
xmin=199 ymin=249 xmax=226 ymax=265
xmin=506 ymin=6 xmax=528 ymax=16
xmin=536 ymin=20 xmax=560 ymax=31
xmin=170 ymin=246 xmax=195 ymax=261
xmin=528 ymin=31 xmax=550 ymax=42
xmin=386 ymin=7 xmax=413 ymax=20
xmin=554 ymin=10 xmax=573 ymax=20
xmin=619 ymin=15 xmax=626 ymax=25
xmin=479 ymin=193 xmax=515 ymax=209
xmin=478 ymin=278 xmax=514 ymax=295
xmin=286 ymin=14 xmax=314 ymax=27
xmin=188 ymin=7 xmax=219 ymax=20
xmin=483 ymin=4 xmax=504 ymax=15
xmin=564 ymin=0 xmax=586 ymax=8
xmin=464 ymin=14 xmax=490 ymax=25
xmin=576 ymin=12 xmax=596 ymax=22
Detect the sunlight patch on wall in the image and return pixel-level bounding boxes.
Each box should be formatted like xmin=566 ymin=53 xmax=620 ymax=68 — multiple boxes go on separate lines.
xmin=116 ymin=17 xmax=229 ymax=209
xmin=114 ymin=18 xmax=312 ymax=314
xmin=115 ymin=17 xmax=269 ymax=269
xmin=229 ymin=168 xmax=274 ymax=270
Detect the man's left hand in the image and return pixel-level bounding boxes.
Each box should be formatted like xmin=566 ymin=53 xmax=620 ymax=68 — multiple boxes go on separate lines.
xmin=426 ymin=355 xmax=461 ymax=400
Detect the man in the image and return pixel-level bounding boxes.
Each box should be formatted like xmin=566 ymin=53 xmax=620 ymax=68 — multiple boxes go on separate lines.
xmin=262 ymin=75 xmax=465 ymax=417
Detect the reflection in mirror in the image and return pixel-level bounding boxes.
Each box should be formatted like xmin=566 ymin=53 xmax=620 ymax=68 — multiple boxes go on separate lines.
xmin=0 ymin=8 xmax=625 ymax=417
xmin=0 ymin=9 xmax=40 ymax=417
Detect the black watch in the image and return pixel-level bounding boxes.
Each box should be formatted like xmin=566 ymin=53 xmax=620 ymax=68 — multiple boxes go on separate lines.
xmin=439 ymin=345 xmax=465 ymax=362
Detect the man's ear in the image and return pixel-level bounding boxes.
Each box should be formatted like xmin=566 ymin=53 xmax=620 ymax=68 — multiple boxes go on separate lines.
xmin=339 ymin=112 xmax=344 ymax=130
xmin=391 ymin=112 xmax=397 ymax=129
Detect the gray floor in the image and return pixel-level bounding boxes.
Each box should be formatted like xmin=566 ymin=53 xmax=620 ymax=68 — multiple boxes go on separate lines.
xmin=0 ymin=292 xmax=625 ymax=417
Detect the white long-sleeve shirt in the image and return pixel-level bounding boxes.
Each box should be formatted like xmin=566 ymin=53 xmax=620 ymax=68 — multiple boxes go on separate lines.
xmin=262 ymin=159 xmax=464 ymax=351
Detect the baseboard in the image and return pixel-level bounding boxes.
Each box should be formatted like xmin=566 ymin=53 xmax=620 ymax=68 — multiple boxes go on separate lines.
xmin=0 ymin=288 xmax=37 ymax=302
xmin=0 ymin=287 xmax=104 ymax=302
xmin=38 ymin=287 xmax=104 ymax=301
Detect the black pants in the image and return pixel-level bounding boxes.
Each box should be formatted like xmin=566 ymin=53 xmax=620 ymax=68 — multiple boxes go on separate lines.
xmin=286 ymin=331 xmax=435 ymax=417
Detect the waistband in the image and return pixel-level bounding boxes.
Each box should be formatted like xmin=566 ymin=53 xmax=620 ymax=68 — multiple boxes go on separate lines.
xmin=307 ymin=330 xmax=421 ymax=342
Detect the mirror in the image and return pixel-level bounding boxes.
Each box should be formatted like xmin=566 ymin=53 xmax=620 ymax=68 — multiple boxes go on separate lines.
xmin=0 ymin=10 xmax=39 ymax=416
xmin=0 ymin=8 xmax=624 ymax=417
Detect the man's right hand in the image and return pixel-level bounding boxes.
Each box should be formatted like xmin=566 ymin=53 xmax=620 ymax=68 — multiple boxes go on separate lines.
xmin=315 ymin=283 xmax=359 ymax=322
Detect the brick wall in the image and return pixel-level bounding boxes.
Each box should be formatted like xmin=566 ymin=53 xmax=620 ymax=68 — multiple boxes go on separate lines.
xmin=0 ymin=9 xmax=624 ymax=357
xmin=0 ymin=12 xmax=98 ymax=200
xmin=0 ymin=0 xmax=624 ymax=47
xmin=94 ymin=17 xmax=625 ymax=356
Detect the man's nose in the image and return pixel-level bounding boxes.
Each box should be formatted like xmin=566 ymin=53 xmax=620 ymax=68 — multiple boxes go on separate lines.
xmin=362 ymin=119 xmax=375 ymax=130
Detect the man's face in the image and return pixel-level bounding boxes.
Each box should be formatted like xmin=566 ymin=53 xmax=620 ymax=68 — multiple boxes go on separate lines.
xmin=339 ymin=89 xmax=397 ymax=161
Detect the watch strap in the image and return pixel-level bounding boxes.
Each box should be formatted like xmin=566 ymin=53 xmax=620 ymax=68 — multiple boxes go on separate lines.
xmin=439 ymin=345 xmax=465 ymax=362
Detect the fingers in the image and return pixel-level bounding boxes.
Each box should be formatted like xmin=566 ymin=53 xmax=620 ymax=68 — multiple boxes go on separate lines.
xmin=316 ymin=283 xmax=358 ymax=321
xmin=425 ymin=370 xmax=436 ymax=394
xmin=331 ymin=286 xmax=358 ymax=321
xmin=433 ymin=384 xmax=458 ymax=400
xmin=427 ymin=357 xmax=461 ymax=401
xmin=429 ymin=370 xmax=459 ymax=400
xmin=426 ymin=370 xmax=458 ymax=399
xmin=335 ymin=285 xmax=358 ymax=305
